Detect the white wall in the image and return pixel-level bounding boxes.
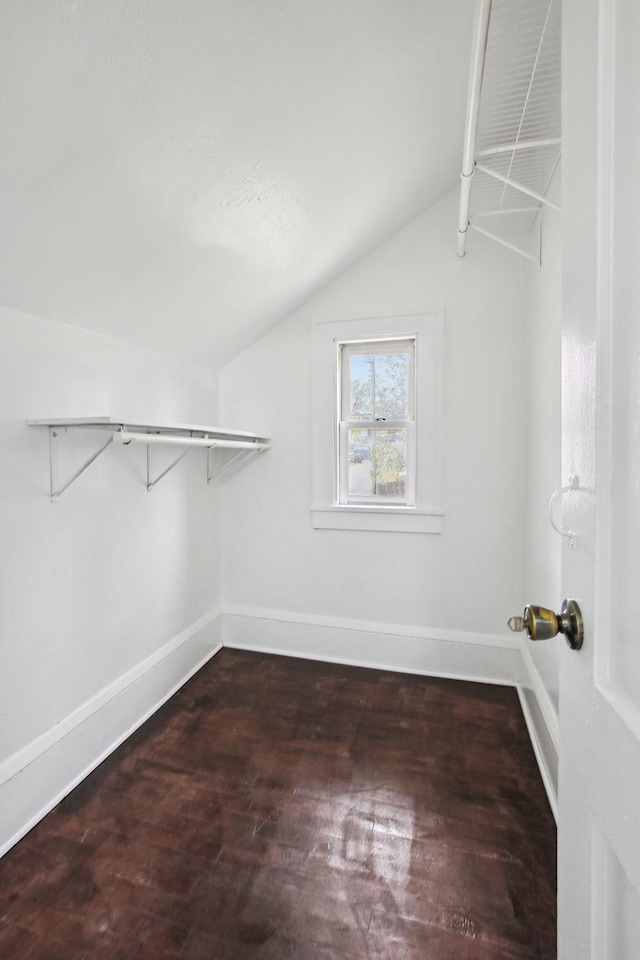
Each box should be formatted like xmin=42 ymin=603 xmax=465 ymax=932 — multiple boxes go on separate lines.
xmin=524 ymin=182 xmax=563 ymax=714
xmin=0 ymin=305 xmax=222 ymax=853
xmin=219 ymin=190 xmax=531 ymax=676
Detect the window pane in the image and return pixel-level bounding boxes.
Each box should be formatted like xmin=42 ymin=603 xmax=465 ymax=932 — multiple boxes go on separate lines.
xmin=348 ymin=350 xmax=411 ymax=421
xmin=347 ymin=428 xmax=407 ymax=500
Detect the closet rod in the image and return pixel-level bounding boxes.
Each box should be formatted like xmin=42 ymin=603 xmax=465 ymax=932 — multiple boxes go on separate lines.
xmin=112 ymin=432 xmax=269 ymax=450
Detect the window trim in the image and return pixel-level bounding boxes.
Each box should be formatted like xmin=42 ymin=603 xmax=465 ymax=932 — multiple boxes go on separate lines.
xmin=312 ymin=312 xmax=443 ymax=534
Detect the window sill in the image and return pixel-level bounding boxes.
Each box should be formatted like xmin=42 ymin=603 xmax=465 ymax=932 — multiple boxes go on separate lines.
xmin=311 ymin=505 xmax=443 ymax=534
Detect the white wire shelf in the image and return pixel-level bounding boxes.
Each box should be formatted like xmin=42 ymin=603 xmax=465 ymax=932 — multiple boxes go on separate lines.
xmin=457 ymin=0 xmax=561 ymax=263
xmin=27 ymin=417 xmax=271 ymax=500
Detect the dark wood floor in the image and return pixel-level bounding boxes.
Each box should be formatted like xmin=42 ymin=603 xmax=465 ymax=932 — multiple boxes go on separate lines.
xmin=0 ymin=650 xmax=556 ymax=959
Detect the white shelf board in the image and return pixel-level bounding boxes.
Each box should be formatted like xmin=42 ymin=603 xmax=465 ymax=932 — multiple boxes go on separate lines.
xmin=27 ymin=416 xmax=269 ymax=443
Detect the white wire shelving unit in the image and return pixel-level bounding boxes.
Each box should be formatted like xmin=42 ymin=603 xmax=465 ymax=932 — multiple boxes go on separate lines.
xmin=27 ymin=417 xmax=271 ymax=501
xmin=457 ymin=0 xmax=561 ymax=264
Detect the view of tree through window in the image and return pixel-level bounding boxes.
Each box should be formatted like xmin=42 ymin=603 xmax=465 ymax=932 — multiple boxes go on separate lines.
xmin=339 ymin=340 xmax=415 ymax=504
xmin=348 ymin=352 xmax=410 ymax=420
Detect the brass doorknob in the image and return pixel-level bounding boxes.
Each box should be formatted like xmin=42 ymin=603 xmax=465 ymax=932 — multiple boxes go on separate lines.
xmin=508 ymin=599 xmax=583 ymax=650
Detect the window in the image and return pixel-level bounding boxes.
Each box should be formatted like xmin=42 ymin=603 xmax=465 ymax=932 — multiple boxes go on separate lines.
xmin=312 ymin=313 xmax=443 ymax=533
xmin=338 ymin=338 xmax=416 ymax=506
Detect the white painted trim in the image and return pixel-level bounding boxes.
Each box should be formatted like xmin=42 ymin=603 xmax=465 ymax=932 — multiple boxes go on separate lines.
xmin=222 ymin=606 xmax=523 ymax=686
xmin=516 ymin=686 xmax=558 ymax=823
xmin=520 ymin=643 xmax=560 ymax=748
xmin=223 ymin=603 xmax=521 ymax=650
xmin=0 ymin=608 xmax=223 ymax=858
xmin=0 ymin=608 xmax=221 ymax=786
xmin=310 ymin=504 xmax=442 ymax=515
xmin=517 ymin=641 xmax=559 ymax=822
xmin=311 ymin=506 xmax=443 ymax=533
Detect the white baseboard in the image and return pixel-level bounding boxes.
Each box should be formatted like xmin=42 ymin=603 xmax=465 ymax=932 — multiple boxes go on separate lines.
xmin=517 ymin=644 xmax=559 ymax=822
xmin=222 ymin=605 xmax=523 ymax=686
xmin=0 ymin=608 xmax=223 ymax=859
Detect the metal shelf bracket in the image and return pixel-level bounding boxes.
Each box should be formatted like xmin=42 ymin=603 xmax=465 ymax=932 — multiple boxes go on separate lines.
xmin=206 ymin=447 xmax=262 ymax=484
xmin=49 ymin=427 xmax=116 ymax=502
xmin=146 ymin=445 xmax=192 ymax=492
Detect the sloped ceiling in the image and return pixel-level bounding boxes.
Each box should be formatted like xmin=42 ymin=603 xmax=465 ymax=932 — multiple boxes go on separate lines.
xmin=0 ymin=1 xmax=473 ymax=366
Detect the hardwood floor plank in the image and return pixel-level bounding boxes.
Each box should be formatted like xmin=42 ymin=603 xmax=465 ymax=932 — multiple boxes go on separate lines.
xmin=0 ymin=650 xmax=556 ymax=958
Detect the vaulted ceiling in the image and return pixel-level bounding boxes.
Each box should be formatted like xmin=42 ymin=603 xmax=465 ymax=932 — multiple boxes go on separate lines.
xmin=1 ymin=1 xmax=473 ymax=366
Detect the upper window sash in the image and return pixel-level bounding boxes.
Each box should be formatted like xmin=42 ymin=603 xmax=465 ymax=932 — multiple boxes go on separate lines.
xmin=339 ymin=338 xmax=415 ymax=423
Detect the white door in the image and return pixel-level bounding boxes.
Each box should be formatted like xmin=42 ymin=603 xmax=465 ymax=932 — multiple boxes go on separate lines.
xmin=559 ymin=0 xmax=640 ymax=956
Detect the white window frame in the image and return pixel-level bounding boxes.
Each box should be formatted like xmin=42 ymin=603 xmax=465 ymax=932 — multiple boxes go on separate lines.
xmin=312 ymin=312 xmax=443 ymax=534
xmin=337 ymin=337 xmax=416 ymax=507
